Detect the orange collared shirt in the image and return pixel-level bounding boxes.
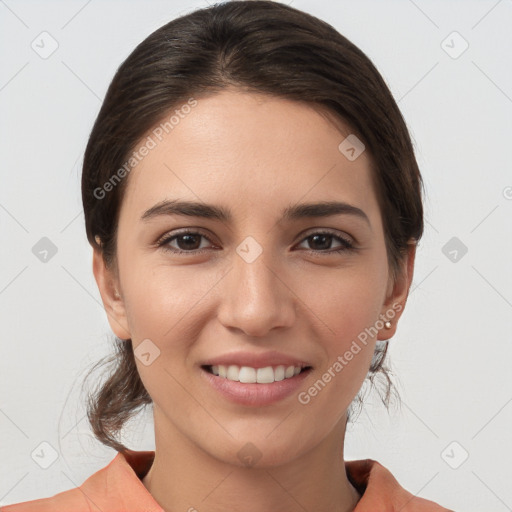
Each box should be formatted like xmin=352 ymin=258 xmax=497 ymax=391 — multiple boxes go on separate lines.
xmin=1 ymin=450 xmax=453 ymax=511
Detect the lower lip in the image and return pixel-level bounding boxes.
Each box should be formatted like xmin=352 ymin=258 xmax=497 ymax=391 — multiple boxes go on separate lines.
xmin=200 ymin=367 xmax=312 ymax=406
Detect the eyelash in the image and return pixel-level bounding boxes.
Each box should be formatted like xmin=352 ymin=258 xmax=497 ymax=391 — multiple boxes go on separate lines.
xmin=156 ymin=229 xmax=356 ymax=256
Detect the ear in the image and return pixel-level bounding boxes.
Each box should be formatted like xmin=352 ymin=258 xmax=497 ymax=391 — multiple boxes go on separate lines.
xmin=377 ymin=242 xmax=416 ymax=340
xmin=92 ymin=248 xmax=131 ymax=340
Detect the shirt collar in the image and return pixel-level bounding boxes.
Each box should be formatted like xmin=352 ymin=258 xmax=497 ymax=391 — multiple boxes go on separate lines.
xmin=77 ymin=449 xmax=449 ymax=511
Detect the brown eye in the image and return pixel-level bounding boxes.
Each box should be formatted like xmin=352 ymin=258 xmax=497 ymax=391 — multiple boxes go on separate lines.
xmin=173 ymin=233 xmax=203 ymax=251
xmin=156 ymin=229 xmax=356 ymax=256
xmin=157 ymin=231 xmax=215 ymax=254
xmin=297 ymin=231 xmax=355 ymax=254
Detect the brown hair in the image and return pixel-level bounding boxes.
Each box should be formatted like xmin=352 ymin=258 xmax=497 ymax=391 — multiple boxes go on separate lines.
xmin=81 ymin=0 xmax=424 ymax=454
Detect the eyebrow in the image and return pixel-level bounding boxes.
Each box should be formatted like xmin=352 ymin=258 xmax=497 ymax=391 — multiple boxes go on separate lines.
xmin=141 ymin=199 xmax=371 ymax=226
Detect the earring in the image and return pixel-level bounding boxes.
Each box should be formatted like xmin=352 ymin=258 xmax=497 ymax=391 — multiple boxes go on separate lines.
xmin=384 ymin=321 xmax=392 ymax=329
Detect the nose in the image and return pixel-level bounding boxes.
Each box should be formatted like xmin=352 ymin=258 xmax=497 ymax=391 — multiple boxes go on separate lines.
xmin=217 ymin=245 xmax=296 ymax=338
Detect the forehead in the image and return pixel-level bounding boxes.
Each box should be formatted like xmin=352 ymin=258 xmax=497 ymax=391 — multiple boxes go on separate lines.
xmin=119 ymin=89 xmax=380 ymax=225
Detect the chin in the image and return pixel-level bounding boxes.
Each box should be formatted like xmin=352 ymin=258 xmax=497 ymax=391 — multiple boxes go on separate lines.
xmin=206 ymin=433 xmax=311 ymax=470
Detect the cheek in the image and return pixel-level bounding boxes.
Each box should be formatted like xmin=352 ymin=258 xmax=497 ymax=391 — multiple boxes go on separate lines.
xmin=294 ymin=270 xmax=383 ymax=422
xmin=122 ymin=252 xmax=387 ymax=348
xmin=119 ymin=253 xmax=210 ymax=340
xmin=298 ymin=264 xmax=387 ymax=406
xmin=299 ymin=261 xmax=387 ymax=334
xmin=310 ymin=283 xmax=381 ymax=388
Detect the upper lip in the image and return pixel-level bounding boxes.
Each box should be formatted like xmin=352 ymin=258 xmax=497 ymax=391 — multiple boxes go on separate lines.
xmin=200 ymin=350 xmax=312 ymax=369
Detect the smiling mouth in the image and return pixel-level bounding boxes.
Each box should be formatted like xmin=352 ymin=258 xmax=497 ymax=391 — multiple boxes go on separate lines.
xmin=202 ymin=364 xmax=312 ymax=384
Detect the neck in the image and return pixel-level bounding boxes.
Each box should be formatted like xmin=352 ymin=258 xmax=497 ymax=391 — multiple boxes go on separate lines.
xmin=142 ymin=407 xmax=361 ymax=512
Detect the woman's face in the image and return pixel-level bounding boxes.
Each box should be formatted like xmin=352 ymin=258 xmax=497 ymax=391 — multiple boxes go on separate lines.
xmin=94 ymin=89 xmax=413 ymax=466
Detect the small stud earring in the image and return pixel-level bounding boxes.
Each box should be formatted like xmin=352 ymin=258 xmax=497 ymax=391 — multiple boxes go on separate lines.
xmin=384 ymin=321 xmax=392 ymax=329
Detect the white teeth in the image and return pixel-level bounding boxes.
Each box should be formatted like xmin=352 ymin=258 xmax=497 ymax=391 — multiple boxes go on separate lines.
xmin=274 ymin=365 xmax=285 ymax=381
xmin=285 ymin=366 xmax=295 ymax=378
xmin=227 ymin=365 xmax=240 ymax=381
xmin=256 ymin=366 xmax=274 ymax=384
xmin=239 ymin=366 xmax=257 ymax=383
xmin=209 ymin=364 xmax=305 ymax=383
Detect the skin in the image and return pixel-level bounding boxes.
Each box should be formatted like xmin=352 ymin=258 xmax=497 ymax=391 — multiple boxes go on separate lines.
xmin=93 ymin=88 xmax=416 ymax=512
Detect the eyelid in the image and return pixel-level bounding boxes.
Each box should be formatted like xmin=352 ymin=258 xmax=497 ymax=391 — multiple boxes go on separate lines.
xmin=298 ymin=227 xmax=355 ymax=246
xmin=155 ymin=226 xmax=355 ymax=245
xmin=154 ymin=227 xmax=216 ymax=246
xmin=156 ymin=227 xmax=357 ymax=256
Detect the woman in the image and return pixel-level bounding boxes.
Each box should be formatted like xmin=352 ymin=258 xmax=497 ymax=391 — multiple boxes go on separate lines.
xmin=2 ymin=1 xmax=453 ymax=510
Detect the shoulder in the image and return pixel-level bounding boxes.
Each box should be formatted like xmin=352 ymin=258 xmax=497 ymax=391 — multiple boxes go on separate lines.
xmin=0 ymin=450 xmax=161 ymax=512
xmin=0 ymin=455 xmax=117 ymax=511
xmin=346 ymin=458 xmax=455 ymax=511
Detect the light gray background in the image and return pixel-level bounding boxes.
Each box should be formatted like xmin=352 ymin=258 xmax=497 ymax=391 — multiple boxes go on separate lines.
xmin=1 ymin=0 xmax=511 ymax=510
